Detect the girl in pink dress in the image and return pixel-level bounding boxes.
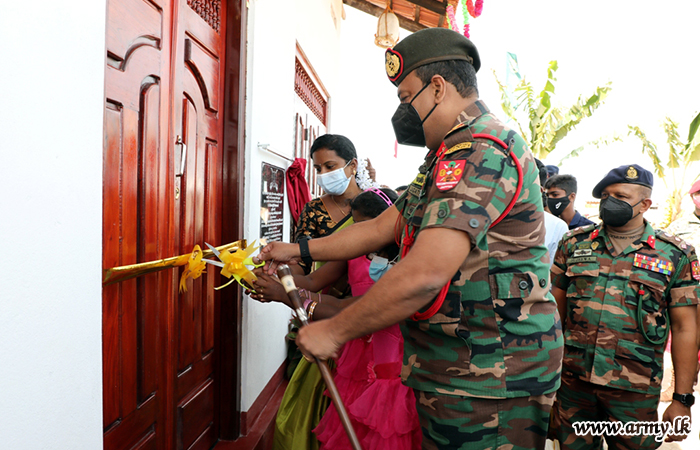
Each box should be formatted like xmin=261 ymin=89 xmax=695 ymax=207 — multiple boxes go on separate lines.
xmin=251 ymin=188 xmax=421 ymax=450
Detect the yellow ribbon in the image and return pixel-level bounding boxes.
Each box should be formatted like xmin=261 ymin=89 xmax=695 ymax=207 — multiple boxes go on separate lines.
xmin=178 ymin=245 xmax=207 ymax=293
xmin=215 ymin=240 xmax=264 ymax=291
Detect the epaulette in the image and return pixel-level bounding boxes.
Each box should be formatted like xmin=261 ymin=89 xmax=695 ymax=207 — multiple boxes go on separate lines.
xmin=563 ymin=223 xmax=597 ymax=240
xmin=655 ymin=229 xmax=695 ymax=257
xmin=441 ymin=125 xmax=514 ymax=159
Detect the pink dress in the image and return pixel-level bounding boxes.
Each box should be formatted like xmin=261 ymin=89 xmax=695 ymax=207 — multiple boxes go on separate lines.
xmin=313 ymin=256 xmax=421 ymax=450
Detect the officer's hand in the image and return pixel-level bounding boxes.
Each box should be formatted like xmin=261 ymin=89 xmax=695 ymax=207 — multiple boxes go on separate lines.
xmin=297 ymin=320 xmax=341 ymax=362
xmin=662 ymin=400 xmax=691 ymax=442
xmin=253 ymin=241 xmax=301 ymax=275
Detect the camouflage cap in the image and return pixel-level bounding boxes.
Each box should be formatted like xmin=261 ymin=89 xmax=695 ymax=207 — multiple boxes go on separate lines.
xmin=592 ymin=164 xmax=653 ymax=198
xmin=385 ymin=28 xmax=481 ymax=86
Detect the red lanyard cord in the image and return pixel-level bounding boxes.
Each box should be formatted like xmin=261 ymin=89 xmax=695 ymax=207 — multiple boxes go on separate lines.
xmin=403 ymin=134 xmax=523 ymax=321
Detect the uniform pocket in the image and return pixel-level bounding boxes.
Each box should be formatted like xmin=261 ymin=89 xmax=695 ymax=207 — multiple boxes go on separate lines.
xmin=562 ymin=329 xmax=589 ymax=376
xmin=613 ymin=338 xmax=659 ymax=389
xmin=565 ymin=264 xmax=599 ymax=299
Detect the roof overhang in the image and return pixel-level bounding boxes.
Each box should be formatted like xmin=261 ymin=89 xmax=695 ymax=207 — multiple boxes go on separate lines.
xmin=343 ymin=0 xmax=456 ymax=33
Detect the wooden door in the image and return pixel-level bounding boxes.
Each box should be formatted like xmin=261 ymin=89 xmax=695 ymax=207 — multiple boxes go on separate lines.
xmin=171 ymin=1 xmax=226 ymax=449
xmin=103 ymin=1 xmax=172 ymax=448
xmin=103 ymin=1 xmax=231 ymax=449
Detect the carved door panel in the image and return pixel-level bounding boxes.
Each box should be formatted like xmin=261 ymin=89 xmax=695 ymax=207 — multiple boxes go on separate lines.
xmin=103 ymin=1 xmax=228 ymax=449
xmin=103 ymin=0 xmax=171 ymax=449
xmin=171 ymin=1 xmax=226 ymax=449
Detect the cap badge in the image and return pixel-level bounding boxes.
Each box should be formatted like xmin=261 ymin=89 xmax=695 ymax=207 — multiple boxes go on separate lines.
xmin=626 ymin=166 xmax=638 ymax=180
xmin=385 ymin=49 xmax=402 ymax=80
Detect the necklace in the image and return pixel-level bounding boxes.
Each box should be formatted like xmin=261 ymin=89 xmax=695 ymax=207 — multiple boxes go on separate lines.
xmin=331 ymin=195 xmax=348 ymax=216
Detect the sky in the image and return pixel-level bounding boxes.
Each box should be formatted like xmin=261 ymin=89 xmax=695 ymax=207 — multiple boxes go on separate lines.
xmin=332 ymin=1 xmax=700 ymax=224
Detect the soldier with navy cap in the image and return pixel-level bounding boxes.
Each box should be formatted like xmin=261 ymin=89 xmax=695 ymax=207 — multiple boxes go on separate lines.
xmin=550 ymin=164 xmax=700 ymax=449
xmin=256 ymin=27 xmax=562 ymax=450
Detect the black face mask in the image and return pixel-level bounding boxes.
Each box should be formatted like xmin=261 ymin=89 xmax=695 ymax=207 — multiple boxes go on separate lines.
xmin=547 ymin=196 xmax=571 ymax=217
xmin=391 ymin=83 xmax=438 ymax=147
xmin=599 ymin=196 xmax=643 ymax=227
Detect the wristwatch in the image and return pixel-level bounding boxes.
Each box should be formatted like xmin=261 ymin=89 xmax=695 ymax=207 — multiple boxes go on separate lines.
xmin=298 ymin=237 xmax=313 ymax=266
xmin=672 ymin=393 xmax=695 ymax=407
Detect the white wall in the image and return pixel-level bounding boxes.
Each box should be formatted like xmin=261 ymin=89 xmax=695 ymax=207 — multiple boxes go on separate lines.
xmin=240 ymin=0 xmax=343 ymax=411
xmin=0 ymin=1 xmax=106 ymax=449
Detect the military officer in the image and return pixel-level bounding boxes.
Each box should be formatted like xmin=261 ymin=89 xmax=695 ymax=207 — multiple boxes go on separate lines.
xmin=551 ymin=164 xmax=700 ymax=449
xmin=256 ymin=28 xmax=562 ymax=450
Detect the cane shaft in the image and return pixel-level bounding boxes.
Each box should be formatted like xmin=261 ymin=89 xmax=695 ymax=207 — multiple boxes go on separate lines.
xmin=277 ymin=265 xmax=363 ymax=450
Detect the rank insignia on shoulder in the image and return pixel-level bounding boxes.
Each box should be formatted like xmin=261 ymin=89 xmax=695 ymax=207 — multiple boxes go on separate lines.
xmin=692 ymin=260 xmax=700 ymax=281
xmin=633 ymin=253 xmax=674 ymax=275
xmin=442 ymin=142 xmax=472 ymax=156
xmin=436 ymin=160 xmax=465 ymax=191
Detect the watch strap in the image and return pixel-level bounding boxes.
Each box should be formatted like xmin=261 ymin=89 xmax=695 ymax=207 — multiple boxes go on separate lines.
xmin=298 ymin=237 xmax=313 ymax=266
xmin=672 ymin=392 xmax=695 ymax=407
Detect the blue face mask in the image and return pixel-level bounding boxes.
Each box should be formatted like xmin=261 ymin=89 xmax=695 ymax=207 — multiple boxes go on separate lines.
xmin=316 ymin=160 xmax=352 ymax=196
xmin=369 ymin=255 xmax=394 ymax=282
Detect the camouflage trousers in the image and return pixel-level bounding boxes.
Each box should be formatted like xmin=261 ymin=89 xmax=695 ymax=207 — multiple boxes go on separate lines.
xmin=415 ymin=390 xmax=555 ymax=450
xmin=552 ymin=372 xmax=660 ymax=450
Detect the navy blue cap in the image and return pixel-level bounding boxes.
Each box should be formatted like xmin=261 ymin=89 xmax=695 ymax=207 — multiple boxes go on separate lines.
xmin=592 ymin=164 xmax=654 ymax=199
xmin=545 ymin=165 xmax=559 ymax=178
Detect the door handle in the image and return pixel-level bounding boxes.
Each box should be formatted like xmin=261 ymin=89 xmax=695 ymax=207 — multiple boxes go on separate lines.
xmin=175 ymin=135 xmax=187 ymax=177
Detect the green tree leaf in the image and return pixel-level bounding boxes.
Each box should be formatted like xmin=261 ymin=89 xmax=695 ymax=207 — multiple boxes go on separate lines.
xmin=686 ymin=111 xmax=700 ymax=146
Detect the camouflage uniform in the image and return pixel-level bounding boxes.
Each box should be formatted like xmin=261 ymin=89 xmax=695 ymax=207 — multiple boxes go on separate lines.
xmin=551 ymin=221 xmax=700 ymax=449
xmin=395 ymin=100 xmax=563 ymax=449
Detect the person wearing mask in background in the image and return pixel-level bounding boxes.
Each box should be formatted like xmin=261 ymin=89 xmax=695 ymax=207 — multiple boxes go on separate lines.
xmin=550 ymin=164 xmax=699 ymax=449
xmin=545 ymin=174 xmax=595 ymax=230
xmin=536 ymin=159 xmax=568 ymax=267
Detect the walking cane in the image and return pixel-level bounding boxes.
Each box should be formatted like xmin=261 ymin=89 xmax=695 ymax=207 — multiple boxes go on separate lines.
xmin=277 ymin=264 xmax=363 ymax=450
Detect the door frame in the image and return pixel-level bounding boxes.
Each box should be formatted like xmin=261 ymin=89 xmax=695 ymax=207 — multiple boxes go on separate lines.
xmin=218 ymin=0 xmax=248 ymax=440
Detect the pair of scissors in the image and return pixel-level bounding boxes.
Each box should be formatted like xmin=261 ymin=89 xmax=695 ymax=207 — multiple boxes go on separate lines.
xmin=202 ymin=241 xmax=263 ymax=291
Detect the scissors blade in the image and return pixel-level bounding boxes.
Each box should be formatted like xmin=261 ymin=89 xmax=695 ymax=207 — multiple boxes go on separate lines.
xmin=205 ymin=242 xmax=223 ymax=260
xmin=202 ymin=258 xmax=225 ymax=267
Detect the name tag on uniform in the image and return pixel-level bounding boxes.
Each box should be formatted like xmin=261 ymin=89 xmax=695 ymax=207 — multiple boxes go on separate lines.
xmin=408 ymin=173 xmax=425 ymax=197
xmin=633 ymin=253 xmax=674 ymax=275
xmin=567 ymin=256 xmax=597 ymax=264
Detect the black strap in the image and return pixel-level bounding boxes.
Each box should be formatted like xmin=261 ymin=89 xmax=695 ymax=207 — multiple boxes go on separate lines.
xmin=298 ymin=237 xmax=313 ymax=266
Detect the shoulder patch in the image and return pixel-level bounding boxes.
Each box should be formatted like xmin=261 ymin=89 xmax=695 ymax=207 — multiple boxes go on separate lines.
xmin=435 ymin=160 xmax=465 ymax=191
xmin=656 ymin=229 xmax=695 ymax=257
